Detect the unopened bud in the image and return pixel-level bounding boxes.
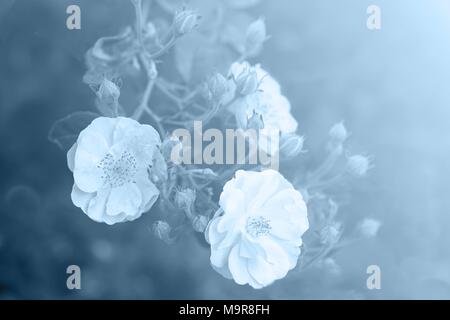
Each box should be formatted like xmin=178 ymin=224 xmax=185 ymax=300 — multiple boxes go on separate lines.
xmin=152 ymin=220 xmax=173 ymax=244
xmin=192 ymin=215 xmax=209 ymax=233
xmin=246 ymin=110 xmax=264 ymax=130
xmin=144 ymin=22 xmax=157 ymax=39
xmin=358 ymin=218 xmax=381 ymax=238
xmin=244 ymin=18 xmax=267 ymax=57
xmin=146 ymin=59 xmax=158 ymax=79
xmin=173 ymin=9 xmax=200 ymax=35
xmin=174 ymin=188 xmax=196 ymax=215
xmin=161 ymin=135 xmax=183 ymax=162
xmin=329 ymin=121 xmax=349 ymax=142
xmin=95 ymin=78 xmax=122 ymax=116
xmin=347 ymin=154 xmax=372 ymax=177
xmin=320 ymin=222 xmax=342 ymax=245
xmin=97 ymin=79 xmax=120 ymax=101
xmin=234 ymin=65 xmax=259 ymax=96
xmin=149 ymin=150 xmax=168 ymax=184
xmin=205 ymin=73 xmax=232 ymax=105
xmin=280 ymin=134 xmax=304 ymax=158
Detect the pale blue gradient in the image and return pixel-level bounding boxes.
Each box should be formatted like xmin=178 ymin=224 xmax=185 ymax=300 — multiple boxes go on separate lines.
xmin=0 ymin=0 xmax=450 ymax=299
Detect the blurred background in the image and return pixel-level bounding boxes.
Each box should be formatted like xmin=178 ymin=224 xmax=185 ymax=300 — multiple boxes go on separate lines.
xmin=1 ymin=0 xmax=450 ymax=299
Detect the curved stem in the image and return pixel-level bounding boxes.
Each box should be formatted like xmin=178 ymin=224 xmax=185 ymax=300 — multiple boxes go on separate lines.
xmin=150 ymin=35 xmax=176 ymax=59
xmin=307 ymin=172 xmax=344 ymax=190
xmin=307 ymin=147 xmax=342 ymax=186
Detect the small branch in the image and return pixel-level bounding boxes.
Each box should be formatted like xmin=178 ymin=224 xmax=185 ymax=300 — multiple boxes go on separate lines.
xmin=133 ymin=76 xmax=156 ymax=121
xmin=132 ymin=0 xmax=144 ymax=47
xmin=162 ymin=119 xmax=187 ymax=127
xmin=306 ymin=172 xmax=345 ymax=190
xmin=144 ymin=107 xmax=166 ymax=137
xmin=155 ymin=80 xmax=184 ymax=110
xmin=201 ymin=102 xmax=221 ymax=125
xmin=150 ymin=35 xmax=176 ymax=59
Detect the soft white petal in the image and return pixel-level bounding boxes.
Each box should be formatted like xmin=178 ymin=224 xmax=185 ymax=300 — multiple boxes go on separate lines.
xmin=209 ymin=169 xmax=309 ymax=289
xmin=207 ymin=218 xmax=227 ymax=246
xmin=211 ymin=264 xmax=233 ymax=280
xmin=73 ymin=147 xmax=104 ymax=193
xmin=79 ymin=116 xmax=116 ymax=146
xmin=258 ymin=237 xmax=291 ymax=279
xmin=86 ymin=188 xmax=110 ymax=223
xmin=67 ymin=143 xmax=77 ymax=172
xmin=106 ymin=183 xmax=142 ymax=217
xmin=137 ymin=178 xmax=160 ymax=212
xmin=261 ymin=189 xmax=309 ymax=240
xmin=210 ymin=245 xmax=230 ymax=269
xmin=228 ymin=245 xmax=250 ymax=285
xmin=111 ymin=117 xmax=141 ymax=142
xmin=103 ymin=212 xmax=128 ymax=225
xmin=247 ymin=254 xmax=276 ymax=287
xmin=71 ymin=184 xmax=94 ymax=213
xmin=248 ymin=170 xmax=281 ymax=213
xmin=77 ymin=129 xmax=111 ymax=159
xmin=218 ymin=189 xmax=246 ymax=233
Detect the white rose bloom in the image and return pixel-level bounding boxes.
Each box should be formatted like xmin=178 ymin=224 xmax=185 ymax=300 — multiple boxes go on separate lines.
xmin=228 ymin=62 xmax=298 ymax=155
xmin=206 ymin=170 xmax=309 ymax=289
xmin=67 ymin=117 xmax=162 ymax=225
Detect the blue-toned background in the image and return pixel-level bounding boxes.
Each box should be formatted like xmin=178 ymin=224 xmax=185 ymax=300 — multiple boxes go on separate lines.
xmin=1 ymin=0 xmax=450 ymax=299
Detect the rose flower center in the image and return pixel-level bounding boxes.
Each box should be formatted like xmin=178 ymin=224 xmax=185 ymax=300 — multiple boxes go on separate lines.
xmin=246 ymin=216 xmax=271 ymax=237
xmin=98 ymin=151 xmax=138 ymax=188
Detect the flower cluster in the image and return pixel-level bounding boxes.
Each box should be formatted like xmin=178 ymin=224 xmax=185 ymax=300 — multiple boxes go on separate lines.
xmin=50 ymin=0 xmax=374 ymax=289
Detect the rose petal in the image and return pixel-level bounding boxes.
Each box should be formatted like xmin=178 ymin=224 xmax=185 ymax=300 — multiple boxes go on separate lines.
xmin=106 ymin=183 xmax=142 ymax=217
xmin=228 ymin=245 xmax=250 ymax=285
xmin=137 ymin=178 xmax=160 ymax=213
xmin=71 ymin=184 xmax=95 ymax=213
xmin=73 ymin=147 xmax=105 ymax=193
xmin=86 ymin=188 xmax=110 ymax=223
xmin=67 ymin=143 xmax=77 ymax=172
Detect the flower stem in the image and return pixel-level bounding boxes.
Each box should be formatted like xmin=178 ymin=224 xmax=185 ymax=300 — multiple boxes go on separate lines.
xmin=307 ymin=147 xmax=341 ymax=186
xmin=132 ymin=0 xmax=144 ymax=47
xmin=144 ymin=107 xmax=165 ymax=137
xmin=201 ymin=101 xmax=221 ymax=125
xmin=133 ymin=76 xmax=155 ymax=120
xmin=155 ymin=80 xmax=184 ymax=109
xmin=307 ymin=172 xmax=344 ymax=190
xmin=150 ymin=35 xmax=176 ymax=59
